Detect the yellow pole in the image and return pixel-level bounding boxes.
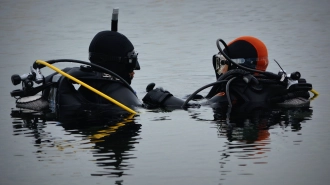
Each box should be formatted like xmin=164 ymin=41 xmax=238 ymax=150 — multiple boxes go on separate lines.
xmin=310 ymin=89 xmax=319 ymax=96
xmin=36 ymin=60 xmax=138 ymax=114
xmin=310 ymin=89 xmax=319 ymax=101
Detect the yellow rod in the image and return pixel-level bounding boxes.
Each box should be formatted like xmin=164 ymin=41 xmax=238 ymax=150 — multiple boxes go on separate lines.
xmin=310 ymin=89 xmax=319 ymax=96
xmin=310 ymin=89 xmax=319 ymax=101
xmin=36 ymin=60 xmax=138 ymax=114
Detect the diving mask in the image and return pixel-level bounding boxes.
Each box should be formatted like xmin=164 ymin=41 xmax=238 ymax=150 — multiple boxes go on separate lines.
xmin=215 ymin=54 xmax=265 ymax=74
xmin=214 ymin=54 xmax=229 ymax=75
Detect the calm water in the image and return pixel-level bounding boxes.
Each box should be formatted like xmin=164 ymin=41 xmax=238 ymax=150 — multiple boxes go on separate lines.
xmin=1 ymin=0 xmax=330 ymax=185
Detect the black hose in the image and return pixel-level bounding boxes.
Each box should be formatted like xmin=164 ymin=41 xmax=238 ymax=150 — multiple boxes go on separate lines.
xmin=218 ymin=39 xmax=231 ymax=57
xmin=226 ymin=77 xmax=237 ymax=108
xmin=224 ymin=77 xmax=236 ymax=126
xmin=218 ymin=68 xmax=251 ymax=80
xmin=182 ymin=80 xmax=228 ymax=108
xmin=33 ymin=59 xmax=136 ymax=95
xmin=205 ymin=69 xmax=252 ymax=99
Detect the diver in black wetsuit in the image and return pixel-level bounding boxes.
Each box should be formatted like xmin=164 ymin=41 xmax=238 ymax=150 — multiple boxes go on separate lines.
xmin=35 ymin=31 xmax=143 ymax=121
xmin=142 ymin=36 xmax=314 ymax=110
xmin=10 ymin=30 xmax=143 ymax=119
xmin=10 ymin=30 xmax=187 ymax=121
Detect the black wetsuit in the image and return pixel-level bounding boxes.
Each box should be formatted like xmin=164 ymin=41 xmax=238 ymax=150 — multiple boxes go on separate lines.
xmin=42 ymin=66 xmax=141 ymax=121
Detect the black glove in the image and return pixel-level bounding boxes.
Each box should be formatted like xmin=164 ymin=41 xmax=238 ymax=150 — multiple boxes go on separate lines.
xmin=142 ymin=83 xmax=201 ymax=109
xmin=142 ymin=85 xmax=173 ymax=109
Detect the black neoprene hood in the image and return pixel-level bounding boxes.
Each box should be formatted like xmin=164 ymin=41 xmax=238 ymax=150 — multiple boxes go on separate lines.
xmin=89 ymin=30 xmax=134 ymax=57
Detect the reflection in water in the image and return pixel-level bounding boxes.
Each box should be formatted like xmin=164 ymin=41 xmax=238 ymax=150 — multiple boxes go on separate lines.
xmin=200 ymin=105 xmax=312 ymax=178
xmin=11 ymin=109 xmax=141 ymax=177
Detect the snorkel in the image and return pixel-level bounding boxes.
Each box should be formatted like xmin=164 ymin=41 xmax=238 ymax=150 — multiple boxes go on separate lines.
xmin=111 ymin=8 xmax=119 ymax=32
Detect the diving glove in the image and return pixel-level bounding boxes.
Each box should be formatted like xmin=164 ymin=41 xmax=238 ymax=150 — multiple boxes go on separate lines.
xmin=142 ymin=86 xmax=173 ymax=109
xmin=143 ymin=83 xmax=200 ymax=109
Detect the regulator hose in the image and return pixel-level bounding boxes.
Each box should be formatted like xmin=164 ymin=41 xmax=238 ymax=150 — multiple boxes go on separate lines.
xmin=205 ymin=69 xmax=256 ymax=99
xmin=226 ymin=77 xmax=237 ymax=108
xmin=218 ymin=68 xmax=251 ymax=80
xmin=182 ymin=80 xmax=228 ymax=108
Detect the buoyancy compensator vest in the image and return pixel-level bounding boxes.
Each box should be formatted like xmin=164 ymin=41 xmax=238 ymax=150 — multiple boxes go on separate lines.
xmin=42 ymin=66 xmax=141 ymax=121
xmin=204 ymin=69 xmax=312 ymax=109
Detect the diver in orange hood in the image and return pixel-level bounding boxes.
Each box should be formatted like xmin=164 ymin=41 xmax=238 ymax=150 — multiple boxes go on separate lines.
xmin=143 ymin=36 xmax=315 ymax=111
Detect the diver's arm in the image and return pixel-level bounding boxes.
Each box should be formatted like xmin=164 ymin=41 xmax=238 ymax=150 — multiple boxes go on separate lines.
xmin=142 ymin=86 xmax=199 ymax=110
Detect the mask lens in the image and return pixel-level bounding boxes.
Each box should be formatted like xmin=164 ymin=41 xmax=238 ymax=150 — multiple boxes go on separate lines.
xmin=231 ymin=58 xmax=257 ymax=69
xmin=232 ymin=58 xmax=245 ymax=64
xmin=134 ymin=59 xmax=140 ymax=70
xmin=215 ymin=55 xmax=227 ymax=70
xmin=215 ymin=59 xmax=221 ymax=71
xmin=127 ymin=50 xmax=140 ymax=70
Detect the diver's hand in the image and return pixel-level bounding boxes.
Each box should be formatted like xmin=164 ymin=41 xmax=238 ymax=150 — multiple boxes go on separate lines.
xmin=142 ymin=87 xmax=173 ymax=108
xmin=146 ymin=82 xmax=156 ymax=92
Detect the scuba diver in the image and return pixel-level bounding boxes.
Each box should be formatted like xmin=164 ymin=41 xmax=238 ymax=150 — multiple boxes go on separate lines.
xmin=10 ymin=30 xmax=141 ymax=121
xmin=10 ymin=27 xmax=187 ymax=121
xmin=204 ymin=36 xmax=312 ymax=108
xmin=142 ymin=36 xmax=317 ymax=112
